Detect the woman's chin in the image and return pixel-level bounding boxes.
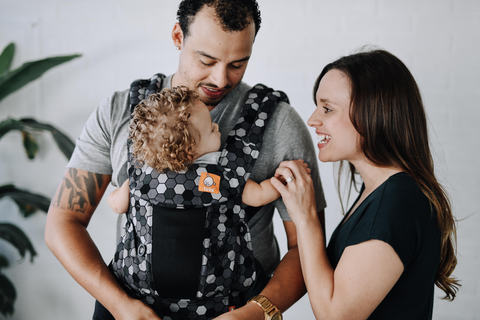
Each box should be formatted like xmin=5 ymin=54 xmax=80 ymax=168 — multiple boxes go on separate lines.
xmin=318 ymin=154 xmax=332 ymax=163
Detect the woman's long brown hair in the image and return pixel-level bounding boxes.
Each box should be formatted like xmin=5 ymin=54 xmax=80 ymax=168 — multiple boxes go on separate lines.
xmin=313 ymin=49 xmax=460 ymax=300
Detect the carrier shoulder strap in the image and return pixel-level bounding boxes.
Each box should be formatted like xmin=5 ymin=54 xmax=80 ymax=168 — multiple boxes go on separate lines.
xmin=129 ymin=73 xmax=165 ymax=113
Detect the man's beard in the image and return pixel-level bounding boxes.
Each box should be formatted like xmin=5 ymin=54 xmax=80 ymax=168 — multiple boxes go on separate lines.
xmin=203 ymin=101 xmax=217 ymax=107
xmin=197 ymin=82 xmax=232 ymax=108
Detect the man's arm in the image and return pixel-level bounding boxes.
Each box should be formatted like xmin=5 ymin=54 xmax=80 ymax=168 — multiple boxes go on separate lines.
xmin=250 ymin=210 xmax=325 ymax=314
xmin=214 ymin=210 xmax=325 ymax=320
xmin=45 ymin=168 xmax=161 ymax=320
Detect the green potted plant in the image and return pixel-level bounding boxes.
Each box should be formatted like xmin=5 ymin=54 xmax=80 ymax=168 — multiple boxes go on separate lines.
xmin=0 ymin=42 xmax=81 ymax=317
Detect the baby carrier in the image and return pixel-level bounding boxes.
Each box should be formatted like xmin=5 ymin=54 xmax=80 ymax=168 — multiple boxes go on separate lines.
xmin=111 ymin=74 xmax=288 ymax=320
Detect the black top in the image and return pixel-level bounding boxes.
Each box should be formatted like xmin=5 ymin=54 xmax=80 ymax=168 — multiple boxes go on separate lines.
xmin=326 ymin=172 xmax=441 ymax=319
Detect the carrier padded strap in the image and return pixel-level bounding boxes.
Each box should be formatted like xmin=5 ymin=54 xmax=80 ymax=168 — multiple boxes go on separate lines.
xmin=129 ymin=73 xmax=166 ymax=113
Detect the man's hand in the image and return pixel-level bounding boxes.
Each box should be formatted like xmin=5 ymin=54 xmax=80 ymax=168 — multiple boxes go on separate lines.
xmin=213 ymin=302 xmax=264 ymax=320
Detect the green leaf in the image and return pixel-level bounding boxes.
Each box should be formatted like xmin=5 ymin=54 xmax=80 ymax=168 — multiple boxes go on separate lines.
xmin=0 ymin=53 xmax=81 ymax=102
xmin=0 ymin=118 xmax=23 ymax=139
xmin=0 ymin=118 xmax=75 ymax=160
xmin=0 ymin=184 xmax=51 ymax=216
xmin=0 ymin=118 xmax=38 ymax=159
xmin=0 ymin=223 xmax=37 ymax=263
xmin=0 ymin=272 xmax=16 ymax=317
xmin=0 ymin=43 xmax=15 ymax=75
xmin=21 ymin=118 xmax=75 ymax=159
xmin=22 ymin=131 xmax=38 ymax=159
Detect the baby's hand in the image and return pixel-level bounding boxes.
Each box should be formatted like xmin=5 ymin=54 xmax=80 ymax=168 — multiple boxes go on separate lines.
xmin=108 ymin=180 xmax=130 ymax=214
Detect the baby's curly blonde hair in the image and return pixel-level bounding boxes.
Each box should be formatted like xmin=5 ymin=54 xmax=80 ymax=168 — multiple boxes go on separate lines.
xmin=129 ymin=86 xmax=200 ymax=172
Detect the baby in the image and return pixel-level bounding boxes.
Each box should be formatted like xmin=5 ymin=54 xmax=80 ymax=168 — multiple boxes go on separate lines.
xmin=108 ymin=86 xmax=306 ymax=213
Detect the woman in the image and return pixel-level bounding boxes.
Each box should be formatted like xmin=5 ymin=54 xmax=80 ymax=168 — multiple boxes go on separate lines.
xmin=270 ymin=49 xmax=459 ymax=319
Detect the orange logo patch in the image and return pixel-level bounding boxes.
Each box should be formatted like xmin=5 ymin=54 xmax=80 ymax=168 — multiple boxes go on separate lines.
xmin=198 ymin=172 xmax=220 ymax=194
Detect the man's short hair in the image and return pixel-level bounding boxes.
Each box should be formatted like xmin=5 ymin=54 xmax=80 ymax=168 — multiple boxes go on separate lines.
xmin=177 ymin=0 xmax=261 ymax=38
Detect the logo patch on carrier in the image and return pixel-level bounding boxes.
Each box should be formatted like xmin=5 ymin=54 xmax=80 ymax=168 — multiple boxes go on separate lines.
xmin=199 ymin=172 xmax=220 ymax=194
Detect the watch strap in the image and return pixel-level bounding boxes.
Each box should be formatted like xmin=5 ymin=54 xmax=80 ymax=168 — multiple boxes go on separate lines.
xmin=247 ymin=295 xmax=282 ymax=320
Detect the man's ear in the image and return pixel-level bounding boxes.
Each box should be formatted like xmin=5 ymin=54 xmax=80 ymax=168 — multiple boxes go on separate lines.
xmin=172 ymin=23 xmax=184 ymax=48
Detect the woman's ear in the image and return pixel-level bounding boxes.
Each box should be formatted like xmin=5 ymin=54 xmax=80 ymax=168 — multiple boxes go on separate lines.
xmin=172 ymin=23 xmax=184 ymax=48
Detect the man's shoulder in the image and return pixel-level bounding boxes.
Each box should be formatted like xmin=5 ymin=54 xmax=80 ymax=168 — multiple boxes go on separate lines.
xmin=114 ymin=88 xmax=130 ymax=97
xmin=110 ymin=88 xmax=130 ymax=107
xmin=95 ymin=89 xmax=130 ymax=118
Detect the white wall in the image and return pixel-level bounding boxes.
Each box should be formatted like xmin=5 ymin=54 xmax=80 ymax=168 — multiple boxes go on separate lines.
xmin=0 ymin=0 xmax=479 ymax=319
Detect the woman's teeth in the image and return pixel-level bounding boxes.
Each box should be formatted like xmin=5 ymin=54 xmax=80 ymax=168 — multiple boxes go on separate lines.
xmin=317 ymin=134 xmax=331 ymax=144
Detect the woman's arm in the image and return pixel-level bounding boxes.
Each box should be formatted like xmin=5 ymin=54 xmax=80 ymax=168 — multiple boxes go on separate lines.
xmin=295 ymin=219 xmax=403 ymax=319
xmin=270 ymin=161 xmax=404 ymax=320
xmin=108 ymin=179 xmax=130 ymax=213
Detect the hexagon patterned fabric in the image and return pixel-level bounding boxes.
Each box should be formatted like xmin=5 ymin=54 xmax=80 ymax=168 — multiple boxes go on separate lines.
xmin=111 ymin=74 xmax=289 ymax=320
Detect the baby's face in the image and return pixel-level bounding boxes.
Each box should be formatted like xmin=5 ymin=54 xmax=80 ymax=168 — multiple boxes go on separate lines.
xmin=189 ymin=99 xmax=221 ymax=157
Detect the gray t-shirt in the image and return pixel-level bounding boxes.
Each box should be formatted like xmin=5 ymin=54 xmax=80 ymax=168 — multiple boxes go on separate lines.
xmin=68 ymin=74 xmax=326 ymax=275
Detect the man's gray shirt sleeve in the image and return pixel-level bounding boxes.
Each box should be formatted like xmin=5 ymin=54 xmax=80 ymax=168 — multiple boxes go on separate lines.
xmin=67 ymin=90 xmax=131 ymax=187
xmin=68 ymin=95 xmax=113 ymax=175
xmin=252 ymin=100 xmax=326 ymax=221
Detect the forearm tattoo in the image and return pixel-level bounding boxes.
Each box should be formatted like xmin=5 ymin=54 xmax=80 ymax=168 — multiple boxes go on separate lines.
xmin=51 ymin=168 xmax=107 ymax=212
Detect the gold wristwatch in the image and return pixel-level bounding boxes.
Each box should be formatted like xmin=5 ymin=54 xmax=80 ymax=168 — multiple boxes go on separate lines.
xmin=247 ymin=295 xmax=283 ymax=320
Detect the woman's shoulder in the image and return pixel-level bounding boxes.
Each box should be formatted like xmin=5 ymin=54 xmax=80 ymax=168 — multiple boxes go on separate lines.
xmin=377 ymin=172 xmax=432 ymax=219
xmin=382 ymin=172 xmax=425 ymax=198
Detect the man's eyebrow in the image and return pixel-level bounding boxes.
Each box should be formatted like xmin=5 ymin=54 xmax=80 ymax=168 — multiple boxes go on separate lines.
xmin=195 ymin=51 xmax=251 ymax=63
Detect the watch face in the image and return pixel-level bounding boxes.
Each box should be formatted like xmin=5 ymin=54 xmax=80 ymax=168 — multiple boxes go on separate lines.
xmin=272 ymin=314 xmax=283 ymax=320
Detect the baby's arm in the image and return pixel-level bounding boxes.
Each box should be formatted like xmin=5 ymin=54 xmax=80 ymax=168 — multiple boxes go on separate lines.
xmin=107 ymin=180 xmax=130 ymax=214
xmin=242 ymin=179 xmax=280 ymax=207
xmin=242 ymin=160 xmax=311 ymax=207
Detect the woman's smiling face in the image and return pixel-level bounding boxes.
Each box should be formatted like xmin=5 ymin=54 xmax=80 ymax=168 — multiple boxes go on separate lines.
xmin=307 ymin=69 xmax=362 ymax=164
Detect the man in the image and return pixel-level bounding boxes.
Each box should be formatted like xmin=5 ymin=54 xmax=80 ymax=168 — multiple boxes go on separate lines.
xmin=45 ymin=1 xmax=326 ymax=319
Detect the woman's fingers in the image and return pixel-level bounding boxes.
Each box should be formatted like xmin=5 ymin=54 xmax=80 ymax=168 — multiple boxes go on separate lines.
xmin=281 ymin=161 xmax=312 ymax=187
xmin=270 ymin=176 xmax=289 ymax=196
xmin=297 ymin=160 xmax=312 ymax=175
xmin=279 ymin=160 xmax=309 ymax=178
xmin=272 ymin=160 xmax=318 ymax=225
xmin=274 ymin=165 xmax=294 ymax=183
xmin=277 ymin=161 xmax=299 ymax=178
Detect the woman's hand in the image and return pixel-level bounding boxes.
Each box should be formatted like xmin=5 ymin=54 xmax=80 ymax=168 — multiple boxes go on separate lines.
xmin=270 ymin=159 xmax=318 ymax=226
